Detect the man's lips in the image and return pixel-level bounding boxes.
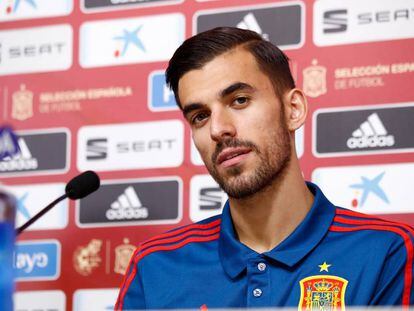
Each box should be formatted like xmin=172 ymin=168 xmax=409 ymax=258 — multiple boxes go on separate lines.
xmin=216 ymin=147 xmax=252 ymax=167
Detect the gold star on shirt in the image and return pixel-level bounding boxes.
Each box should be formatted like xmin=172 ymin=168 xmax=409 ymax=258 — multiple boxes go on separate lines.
xmin=319 ymin=261 xmax=331 ymax=272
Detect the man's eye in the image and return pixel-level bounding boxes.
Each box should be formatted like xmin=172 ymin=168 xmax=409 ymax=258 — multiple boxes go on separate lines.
xmin=234 ymin=97 xmax=248 ymax=105
xmin=191 ymin=112 xmax=209 ymax=125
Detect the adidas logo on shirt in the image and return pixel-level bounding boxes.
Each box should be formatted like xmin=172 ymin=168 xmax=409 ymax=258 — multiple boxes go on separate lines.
xmin=106 ymin=186 xmax=149 ymax=220
xmin=346 ymin=113 xmax=395 ymax=149
xmin=237 ymin=13 xmax=269 ymax=40
xmin=0 ymin=138 xmax=38 ymax=171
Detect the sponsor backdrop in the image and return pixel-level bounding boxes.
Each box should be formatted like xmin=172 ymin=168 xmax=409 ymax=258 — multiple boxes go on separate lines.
xmin=0 ymin=0 xmax=413 ymax=309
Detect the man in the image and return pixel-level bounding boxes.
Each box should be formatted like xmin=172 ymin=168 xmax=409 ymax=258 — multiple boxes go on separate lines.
xmin=115 ymin=27 xmax=413 ymax=310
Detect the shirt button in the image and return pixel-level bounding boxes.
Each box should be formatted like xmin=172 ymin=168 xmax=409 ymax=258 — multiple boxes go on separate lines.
xmin=253 ymin=288 xmax=262 ymax=297
xmin=257 ymin=262 xmax=266 ymax=271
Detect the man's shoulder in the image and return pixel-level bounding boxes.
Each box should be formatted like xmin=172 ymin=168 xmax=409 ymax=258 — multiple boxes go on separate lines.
xmin=330 ymin=206 xmax=414 ymax=246
xmin=135 ymin=214 xmax=222 ymax=262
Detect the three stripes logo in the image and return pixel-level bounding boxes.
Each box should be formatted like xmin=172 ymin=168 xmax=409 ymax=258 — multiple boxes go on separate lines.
xmin=0 ymin=138 xmax=38 ymax=171
xmin=106 ymin=186 xmax=148 ymax=220
xmin=77 ymin=178 xmax=181 ymax=227
xmin=314 ymin=104 xmax=414 ymax=157
xmin=236 ymin=13 xmax=269 ymax=40
xmin=346 ymin=113 xmax=395 ymax=149
xmin=195 ymin=3 xmax=303 ymax=49
xmin=0 ymin=126 xmax=20 ymax=160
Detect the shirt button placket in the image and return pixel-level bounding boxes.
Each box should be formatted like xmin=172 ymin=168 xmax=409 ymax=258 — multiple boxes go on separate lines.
xmin=253 ymin=288 xmax=262 ymax=297
xmin=247 ymin=258 xmax=270 ymax=307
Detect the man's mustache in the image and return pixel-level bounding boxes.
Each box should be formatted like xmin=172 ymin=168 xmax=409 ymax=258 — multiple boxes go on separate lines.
xmin=211 ymin=138 xmax=259 ymax=164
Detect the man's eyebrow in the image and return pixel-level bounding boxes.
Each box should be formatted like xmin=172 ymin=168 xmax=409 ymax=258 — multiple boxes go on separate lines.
xmin=181 ymin=82 xmax=254 ymax=118
xmin=182 ymin=103 xmax=204 ymax=119
xmin=220 ymin=82 xmax=255 ymax=98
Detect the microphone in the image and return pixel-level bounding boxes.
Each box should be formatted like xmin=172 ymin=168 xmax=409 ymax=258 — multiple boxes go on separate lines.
xmin=16 ymin=171 xmax=100 ymax=235
xmin=65 ymin=170 xmax=100 ymax=199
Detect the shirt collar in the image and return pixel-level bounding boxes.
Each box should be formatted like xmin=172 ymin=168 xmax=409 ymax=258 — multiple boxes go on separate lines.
xmin=219 ymin=182 xmax=336 ymax=279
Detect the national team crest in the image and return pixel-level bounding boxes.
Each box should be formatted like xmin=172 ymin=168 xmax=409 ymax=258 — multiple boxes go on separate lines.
xmin=114 ymin=238 xmax=136 ymax=275
xmin=12 ymin=84 xmax=34 ymax=121
xmin=298 ymin=275 xmax=348 ymax=311
xmin=302 ymin=59 xmax=327 ymax=98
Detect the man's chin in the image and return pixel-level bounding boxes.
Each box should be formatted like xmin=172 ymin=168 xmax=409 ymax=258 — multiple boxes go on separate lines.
xmin=215 ymin=161 xmax=250 ymax=177
xmin=214 ymin=173 xmax=256 ymax=197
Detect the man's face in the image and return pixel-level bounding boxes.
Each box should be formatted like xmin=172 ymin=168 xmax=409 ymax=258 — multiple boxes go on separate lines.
xmin=178 ymin=48 xmax=292 ymax=199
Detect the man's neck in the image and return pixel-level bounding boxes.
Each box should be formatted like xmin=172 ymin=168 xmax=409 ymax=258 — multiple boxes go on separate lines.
xmin=228 ymin=159 xmax=314 ymax=254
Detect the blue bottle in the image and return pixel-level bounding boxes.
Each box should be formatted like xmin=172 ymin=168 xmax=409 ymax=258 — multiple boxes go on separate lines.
xmin=0 ymin=190 xmax=16 ymax=311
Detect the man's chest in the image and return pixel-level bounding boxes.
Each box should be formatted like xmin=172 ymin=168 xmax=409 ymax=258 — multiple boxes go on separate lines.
xmin=140 ymin=250 xmax=383 ymax=309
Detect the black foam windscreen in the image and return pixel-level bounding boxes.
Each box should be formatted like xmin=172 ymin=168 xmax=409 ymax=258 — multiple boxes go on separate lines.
xmin=65 ymin=171 xmax=100 ymax=200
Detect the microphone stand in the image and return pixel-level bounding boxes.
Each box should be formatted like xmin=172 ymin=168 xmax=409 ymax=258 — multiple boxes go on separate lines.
xmin=16 ymin=194 xmax=68 ymax=236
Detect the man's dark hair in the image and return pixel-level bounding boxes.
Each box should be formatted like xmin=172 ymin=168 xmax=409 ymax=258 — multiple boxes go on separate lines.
xmin=166 ymin=27 xmax=296 ymax=108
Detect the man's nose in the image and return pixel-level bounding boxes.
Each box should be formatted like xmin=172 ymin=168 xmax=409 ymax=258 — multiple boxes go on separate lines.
xmin=209 ymin=110 xmax=236 ymax=142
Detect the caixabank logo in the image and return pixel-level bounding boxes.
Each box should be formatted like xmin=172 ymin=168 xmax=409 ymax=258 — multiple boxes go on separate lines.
xmin=195 ymin=1 xmax=305 ymax=50
xmin=0 ymin=24 xmax=72 ymax=76
xmin=79 ymin=13 xmax=184 ymax=68
xmin=314 ymin=0 xmax=414 ymax=46
xmin=6 ymin=183 xmax=68 ymax=231
xmin=312 ymin=163 xmax=414 ymax=214
xmin=0 ymin=0 xmax=72 ymax=22
xmin=76 ymin=177 xmax=182 ymax=227
xmin=14 ymin=240 xmax=61 ymax=281
xmin=313 ymin=103 xmax=414 ymax=157
xmin=82 ymin=0 xmax=182 ymax=12
xmin=77 ymin=120 xmax=183 ymax=171
xmin=0 ymin=128 xmax=69 ymax=177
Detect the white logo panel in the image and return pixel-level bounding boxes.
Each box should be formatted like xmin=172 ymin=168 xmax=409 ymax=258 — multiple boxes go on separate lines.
xmin=312 ymin=163 xmax=414 ymax=214
xmin=4 ymin=183 xmax=68 ymax=230
xmin=79 ymin=13 xmax=185 ymax=68
xmin=314 ymin=0 xmax=414 ymax=46
xmin=190 ymin=174 xmax=226 ymax=222
xmin=295 ymin=125 xmax=304 ymax=158
xmin=0 ymin=0 xmax=72 ymax=22
xmin=73 ymin=288 xmax=118 ymax=311
xmin=77 ymin=120 xmax=184 ymax=171
xmin=190 ymin=138 xmax=204 ymax=166
xmin=14 ymin=290 xmax=65 ymax=311
xmin=0 ymin=24 xmax=72 ymax=76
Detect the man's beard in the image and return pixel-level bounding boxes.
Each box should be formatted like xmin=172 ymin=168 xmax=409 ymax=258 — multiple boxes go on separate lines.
xmin=205 ymin=122 xmax=292 ymax=199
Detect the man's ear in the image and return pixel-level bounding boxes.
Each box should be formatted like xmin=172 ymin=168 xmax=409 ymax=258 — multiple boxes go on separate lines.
xmin=283 ymin=88 xmax=308 ymax=131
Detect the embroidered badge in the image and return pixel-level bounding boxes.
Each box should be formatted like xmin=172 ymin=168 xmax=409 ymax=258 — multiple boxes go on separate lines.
xmin=298 ymin=275 xmax=348 ymax=310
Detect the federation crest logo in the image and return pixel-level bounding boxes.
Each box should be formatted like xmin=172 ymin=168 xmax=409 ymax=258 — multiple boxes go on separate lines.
xmin=73 ymin=239 xmax=102 ymax=276
xmin=114 ymin=238 xmax=135 ymax=275
xmin=303 ymin=59 xmax=327 ymax=98
xmin=12 ymin=84 xmax=33 ymax=121
xmin=298 ymin=275 xmax=348 ymax=310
